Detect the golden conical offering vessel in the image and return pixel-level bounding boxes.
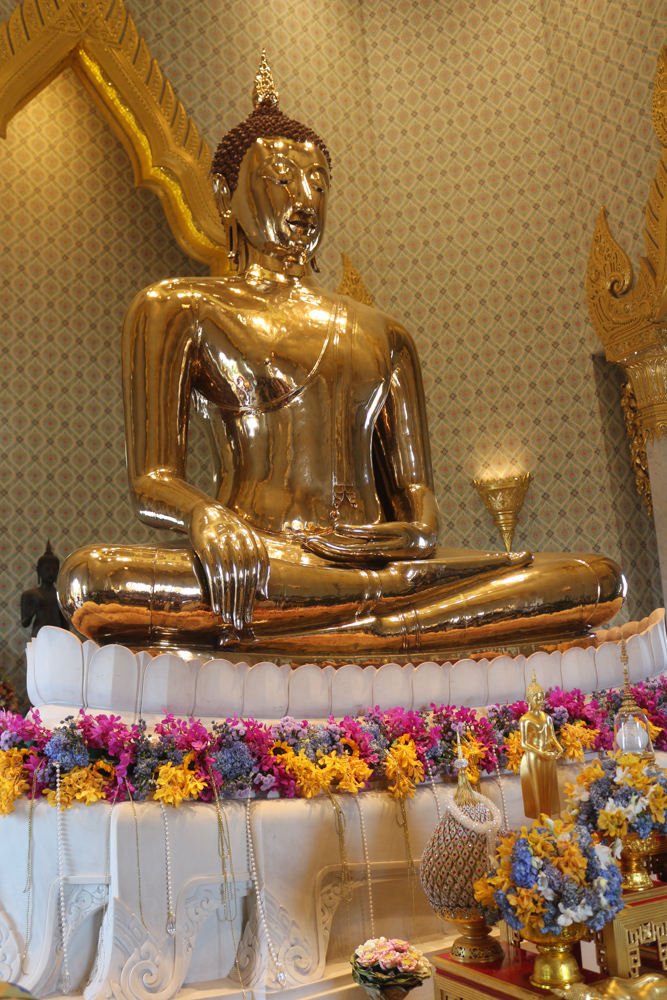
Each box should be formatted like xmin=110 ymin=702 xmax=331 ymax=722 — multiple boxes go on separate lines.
xmin=473 ymin=472 xmax=531 ymax=553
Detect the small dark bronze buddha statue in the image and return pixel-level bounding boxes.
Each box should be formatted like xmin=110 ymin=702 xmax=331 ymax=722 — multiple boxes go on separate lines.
xmin=21 ymin=541 xmax=68 ymax=637
xmin=57 ymin=55 xmax=625 ymax=655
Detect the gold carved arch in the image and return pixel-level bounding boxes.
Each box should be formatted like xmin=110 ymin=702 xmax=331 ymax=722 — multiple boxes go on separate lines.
xmin=0 ymin=0 xmax=229 ymax=273
xmin=586 ymin=44 xmax=667 ymax=513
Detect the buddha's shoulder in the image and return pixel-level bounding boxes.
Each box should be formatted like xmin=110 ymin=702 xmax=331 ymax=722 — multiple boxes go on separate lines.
xmin=128 ymin=276 xmax=233 ymax=308
xmin=332 ymin=291 xmax=414 ymax=344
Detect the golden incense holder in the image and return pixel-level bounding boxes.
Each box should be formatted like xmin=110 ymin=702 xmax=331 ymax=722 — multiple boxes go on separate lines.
xmin=473 ymin=473 xmax=531 ymax=553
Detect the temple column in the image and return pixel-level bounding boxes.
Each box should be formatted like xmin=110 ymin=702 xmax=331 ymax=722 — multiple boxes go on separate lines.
xmin=646 ymin=434 xmax=667 ymax=601
xmin=622 ymin=347 xmax=667 ymax=602
xmin=585 ymin=44 xmax=667 ymax=610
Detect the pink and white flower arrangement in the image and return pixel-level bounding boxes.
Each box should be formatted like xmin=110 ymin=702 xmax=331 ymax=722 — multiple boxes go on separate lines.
xmin=351 ymin=937 xmax=430 ymax=998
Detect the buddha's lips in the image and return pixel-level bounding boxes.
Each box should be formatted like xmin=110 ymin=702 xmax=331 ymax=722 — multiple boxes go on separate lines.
xmin=285 ymin=211 xmax=316 ymax=237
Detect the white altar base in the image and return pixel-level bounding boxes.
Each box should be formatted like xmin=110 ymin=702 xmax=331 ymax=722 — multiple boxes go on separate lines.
xmin=7 ymin=608 xmax=667 ymax=1000
xmin=4 ymin=753 xmax=664 ymax=1000
xmin=0 ymin=788 xmax=461 ymax=1000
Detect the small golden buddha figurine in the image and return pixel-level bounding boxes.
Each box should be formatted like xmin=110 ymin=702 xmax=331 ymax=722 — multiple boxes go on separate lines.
xmin=520 ymin=672 xmax=563 ymax=819
xmin=57 ymin=54 xmax=625 ymax=655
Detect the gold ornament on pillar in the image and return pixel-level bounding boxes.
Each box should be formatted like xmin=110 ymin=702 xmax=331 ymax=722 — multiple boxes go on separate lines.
xmin=587 ymin=45 xmax=667 ymax=508
xmin=473 ymin=472 xmax=530 ymax=553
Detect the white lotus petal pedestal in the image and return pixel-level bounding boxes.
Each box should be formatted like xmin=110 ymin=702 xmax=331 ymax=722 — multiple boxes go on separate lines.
xmin=9 ymin=608 xmax=667 ymax=1000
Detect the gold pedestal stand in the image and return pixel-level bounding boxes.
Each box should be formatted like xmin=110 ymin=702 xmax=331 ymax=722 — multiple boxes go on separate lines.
xmin=442 ymin=912 xmax=504 ymax=964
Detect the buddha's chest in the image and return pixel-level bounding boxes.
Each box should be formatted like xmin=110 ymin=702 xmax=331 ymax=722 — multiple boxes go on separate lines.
xmin=195 ymin=298 xmax=390 ymax=414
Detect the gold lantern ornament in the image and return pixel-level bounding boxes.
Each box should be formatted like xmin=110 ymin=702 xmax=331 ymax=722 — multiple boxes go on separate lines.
xmin=614 ymin=639 xmax=655 ymax=759
xmin=473 ymin=472 xmax=531 ymax=553
xmin=420 ymin=741 xmax=503 ymax=963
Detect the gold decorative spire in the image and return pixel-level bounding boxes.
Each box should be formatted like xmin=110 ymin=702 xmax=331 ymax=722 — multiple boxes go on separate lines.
xmin=454 ymin=731 xmax=476 ymax=807
xmin=526 ymin=669 xmax=542 ymax=701
xmin=252 ymin=50 xmax=279 ymax=109
xmin=619 ymin=639 xmax=640 ymax=716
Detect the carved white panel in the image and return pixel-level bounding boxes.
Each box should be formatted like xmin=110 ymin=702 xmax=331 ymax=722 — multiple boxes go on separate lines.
xmin=86 ymin=645 xmax=139 ymax=712
xmin=524 ymin=650 xmax=562 ymax=693
xmin=450 ymin=657 xmax=488 ymax=707
xmin=372 ymin=663 xmax=413 ymax=711
xmin=84 ymin=897 xmax=171 ymax=1000
xmin=561 ymin=646 xmax=597 ymax=693
xmin=193 ymin=659 xmax=244 ymax=720
xmin=331 ymin=664 xmax=372 ymax=717
xmin=412 ymin=661 xmax=447 ymax=710
xmin=287 ymin=664 xmax=331 ymax=719
xmin=487 ymin=654 xmax=526 ymax=705
xmin=33 ymin=626 xmax=84 ymax=706
xmin=243 ymin=662 xmax=288 ymax=719
xmin=626 ymin=631 xmax=654 ymax=683
xmin=595 ymin=641 xmax=625 ymax=690
xmin=0 ymin=908 xmax=20 ymax=983
xmin=140 ymin=654 xmax=199 ymax=716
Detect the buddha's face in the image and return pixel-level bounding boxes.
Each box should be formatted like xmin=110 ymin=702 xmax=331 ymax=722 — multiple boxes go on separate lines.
xmin=38 ymin=560 xmax=59 ymax=587
xmin=528 ymin=689 xmax=545 ymax=711
xmin=231 ymin=136 xmax=330 ymax=265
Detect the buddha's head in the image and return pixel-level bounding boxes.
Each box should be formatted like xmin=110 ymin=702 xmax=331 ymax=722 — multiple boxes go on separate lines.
xmin=37 ymin=540 xmax=59 ymax=588
xmin=526 ymin=670 xmax=545 ymax=711
xmin=212 ymin=52 xmax=331 ymax=268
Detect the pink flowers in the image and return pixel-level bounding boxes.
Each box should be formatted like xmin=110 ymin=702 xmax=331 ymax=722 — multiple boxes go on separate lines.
xmin=353 ymin=937 xmax=431 ymax=978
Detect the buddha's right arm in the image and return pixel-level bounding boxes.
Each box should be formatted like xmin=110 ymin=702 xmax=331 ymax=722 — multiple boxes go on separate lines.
xmin=122 ymin=284 xmax=268 ymax=629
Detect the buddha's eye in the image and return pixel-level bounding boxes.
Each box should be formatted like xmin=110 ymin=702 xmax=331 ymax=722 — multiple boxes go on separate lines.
xmin=309 ymin=170 xmax=328 ymax=194
xmin=261 ymin=158 xmax=293 ymax=186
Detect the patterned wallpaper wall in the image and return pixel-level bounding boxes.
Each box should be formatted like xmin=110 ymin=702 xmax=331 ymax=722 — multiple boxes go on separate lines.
xmin=0 ymin=0 xmax=664 ymax=699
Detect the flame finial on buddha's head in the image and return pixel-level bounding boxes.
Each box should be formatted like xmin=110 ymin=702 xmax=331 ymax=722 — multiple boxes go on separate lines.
xmin=252 ymin=49 xmax=279 ymax=109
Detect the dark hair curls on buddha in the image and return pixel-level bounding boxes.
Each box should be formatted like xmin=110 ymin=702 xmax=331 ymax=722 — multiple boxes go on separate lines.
xmin=212 ymin=51 xmax=331 ymax=195
xmin=56 ymin=51 xmax=626 ymax=654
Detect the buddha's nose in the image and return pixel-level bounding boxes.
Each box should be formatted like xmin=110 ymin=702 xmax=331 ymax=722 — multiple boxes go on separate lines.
xmin=291 ymin=173 xmax=316 ymax=207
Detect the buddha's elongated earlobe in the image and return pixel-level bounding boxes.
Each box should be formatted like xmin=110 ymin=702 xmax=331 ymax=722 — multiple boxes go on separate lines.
xmin=212 ymin=173 xmax=238 ymax=263
xmin=311 ymin=256 xmax=320 ymax=273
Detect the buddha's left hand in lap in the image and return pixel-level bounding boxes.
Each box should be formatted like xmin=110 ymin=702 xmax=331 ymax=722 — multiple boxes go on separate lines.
xmin=304 ymin=521 xmax=437 ymax=562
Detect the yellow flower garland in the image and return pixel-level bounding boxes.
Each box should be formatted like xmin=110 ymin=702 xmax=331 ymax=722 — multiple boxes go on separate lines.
xmin=0 ymin=748 xmax=31 ymax=816
xmin=153 ymin=752 xmax=206 ymax=807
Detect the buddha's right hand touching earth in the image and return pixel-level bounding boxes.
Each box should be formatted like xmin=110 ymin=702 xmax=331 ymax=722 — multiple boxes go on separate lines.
xmin=188 ymin=502 xmax=270 ymax=632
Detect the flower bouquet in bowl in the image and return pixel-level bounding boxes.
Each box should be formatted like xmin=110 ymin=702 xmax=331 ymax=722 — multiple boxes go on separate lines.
xmin=474 ymin=817 xmax=623 ymax=989
xmin=565 ymin=751 xmax=667 ymax=891
xmin=351 ymin=938 xmax=431 ymax=1000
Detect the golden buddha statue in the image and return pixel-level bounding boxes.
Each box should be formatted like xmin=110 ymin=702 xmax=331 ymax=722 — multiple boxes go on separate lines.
xmin=520 ymin=672 xmax=564 ymax=818
xmin=57 ymin=55 xmax=625 ymax=656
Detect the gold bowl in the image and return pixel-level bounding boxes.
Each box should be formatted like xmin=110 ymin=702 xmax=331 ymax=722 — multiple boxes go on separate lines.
xmin=520 ymin=921 xmax=585 ymax=990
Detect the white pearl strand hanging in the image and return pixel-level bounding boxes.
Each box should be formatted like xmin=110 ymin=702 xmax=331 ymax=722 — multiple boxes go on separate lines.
xmin=21 ymin=788 xmax=36 ymax=976
xmin=55 ymin=764 xmax=71 ymax=995
xmin=493 ymin=765 xmax=509 ymax=829
xmin=425 ymin=758 xmax=443 ymax=823
xmin=354 ymin=795 xmax=375 ymax=938
xmin=159 ymin=803 xmax=177 ymax=936
xmin=245 ymin=797 xmax=287 ymax=987
xmin=86 ymin=802 xmax=115 ymax=989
